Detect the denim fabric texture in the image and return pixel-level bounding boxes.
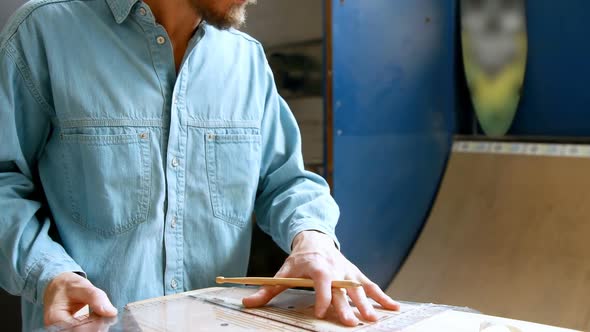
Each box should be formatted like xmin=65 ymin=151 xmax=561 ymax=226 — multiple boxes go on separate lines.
xmin=0 ymin=0 xmax=340 ymax=329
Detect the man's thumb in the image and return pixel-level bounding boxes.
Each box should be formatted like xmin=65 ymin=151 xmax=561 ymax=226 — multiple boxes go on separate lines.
xmin=242 ymin=285 xmax=287 ymax=308
xmin=80 ymin=287 xmax=118 ymax=317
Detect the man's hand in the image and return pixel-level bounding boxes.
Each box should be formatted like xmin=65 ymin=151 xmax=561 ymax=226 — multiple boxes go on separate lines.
xmin=43 ymin=272 xmax=118 ymax=327
xmin=242 ymin=231 xmax=400 ymax=326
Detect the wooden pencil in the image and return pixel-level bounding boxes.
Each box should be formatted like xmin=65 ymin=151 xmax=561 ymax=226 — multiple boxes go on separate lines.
xmin=215 ymin=276 xmax=362 ymax=289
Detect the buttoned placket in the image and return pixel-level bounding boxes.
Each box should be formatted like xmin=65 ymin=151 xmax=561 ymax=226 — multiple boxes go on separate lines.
xmin=131 ymin=3 xmax=205 ymax=295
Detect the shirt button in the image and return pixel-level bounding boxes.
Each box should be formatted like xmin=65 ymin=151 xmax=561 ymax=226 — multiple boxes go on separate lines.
xmin=171 ymin=157 xmax=179 ymax=168
xmin=171 ymin=217 xmax=177 ymax=228
xmin=170 ymin=278 xmax=178 ymax=289
xmin=156 ymin=36 xmax=166 ymax=45
xmin=138 ymin=7 xmax=147 ymax=16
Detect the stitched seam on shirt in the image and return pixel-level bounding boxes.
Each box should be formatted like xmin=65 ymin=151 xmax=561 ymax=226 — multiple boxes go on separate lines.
xmin=0 ymin=0 xmax=95 ymax=51
xmin=60 ymin=119 xmax=164 ymax=128
xmin=23 ymin=254 xmax=49 ymax=282
xmin=21 ymin=254 xmax=52 ymax=303
xmin=287 ymin=224 xmax=340 ymax=253
xmin=128 ymin=16 xmax=169 ymax=118
xmin=225 ymin=28 xmax=262 ymax=46
xmin=185 ymin=120 xmax=260 ymax=128
xmin=3 ymin=43 xmax=55 ymax=118
xmin=107 ymin=0 xmax=138 ymax=23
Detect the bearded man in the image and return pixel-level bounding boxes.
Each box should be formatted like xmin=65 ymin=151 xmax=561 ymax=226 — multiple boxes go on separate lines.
xmin=0 ymin=0 xmax=399 ymax=329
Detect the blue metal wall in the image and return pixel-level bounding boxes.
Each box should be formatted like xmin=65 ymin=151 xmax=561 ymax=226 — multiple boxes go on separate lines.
xmin=509 ymin=0 xmax=590 ymax=136
xmin=331 ymin=0 xmax=458 ymax=287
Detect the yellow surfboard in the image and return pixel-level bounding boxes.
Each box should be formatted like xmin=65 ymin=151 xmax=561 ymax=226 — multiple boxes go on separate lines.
xmin=461 ymin=0 xmax=527 ymax=136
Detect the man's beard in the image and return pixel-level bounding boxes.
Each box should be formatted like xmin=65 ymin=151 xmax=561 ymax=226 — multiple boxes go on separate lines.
xmin=191 ymin=0 xmax=257 ymax=30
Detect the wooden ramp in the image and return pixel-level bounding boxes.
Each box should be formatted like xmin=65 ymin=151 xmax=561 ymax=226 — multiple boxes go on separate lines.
xmin=386 ymin=141 xmax=590 ymax=331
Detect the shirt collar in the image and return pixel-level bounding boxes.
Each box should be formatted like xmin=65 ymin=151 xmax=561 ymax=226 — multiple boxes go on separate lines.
xmin=106 ymin=0 xmax=141 ymax=24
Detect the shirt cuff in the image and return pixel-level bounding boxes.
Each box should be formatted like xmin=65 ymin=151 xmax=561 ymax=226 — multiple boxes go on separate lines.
xmin=22 ymin=254 xmax=86 ymax=305
xmin=286 ymin=219 xmax=341 ymax=254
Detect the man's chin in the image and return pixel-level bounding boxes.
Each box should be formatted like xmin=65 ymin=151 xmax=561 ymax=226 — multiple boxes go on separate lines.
xmin=206 ymin=5 xmax=248 ymax=30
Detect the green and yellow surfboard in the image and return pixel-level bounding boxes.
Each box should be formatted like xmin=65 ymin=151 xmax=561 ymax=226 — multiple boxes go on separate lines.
xmin=461 ymin=0 xmax=527 ymax=136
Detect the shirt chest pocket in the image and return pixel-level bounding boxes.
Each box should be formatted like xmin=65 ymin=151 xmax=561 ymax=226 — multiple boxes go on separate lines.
xmin=60 ymin=132 xmax=151 ymax=236
xmin=205 ymin=132 xmax=261 ymax=227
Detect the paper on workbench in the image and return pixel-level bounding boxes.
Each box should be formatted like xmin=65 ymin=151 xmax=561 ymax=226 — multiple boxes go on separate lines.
xmin=46 ymin=287 xmax=574 ymax=332
xmin=43 ymin=287 xmax=468 ymax=331
xmin=127 ymin=287 xmax=456 ymax=332
xmin=404 ymin=310 xmax=580 ymax=332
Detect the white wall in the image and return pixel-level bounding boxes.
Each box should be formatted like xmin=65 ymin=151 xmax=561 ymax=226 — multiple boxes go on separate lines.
xmin=241 ymin=0 xmax=323 ymax=47
xmin=241 ymin=0 xmax=325 ymax=167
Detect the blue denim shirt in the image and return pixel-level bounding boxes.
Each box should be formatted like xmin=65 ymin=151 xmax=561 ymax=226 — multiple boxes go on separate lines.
xmin=0 ymin=0 xmax=340 ymax=329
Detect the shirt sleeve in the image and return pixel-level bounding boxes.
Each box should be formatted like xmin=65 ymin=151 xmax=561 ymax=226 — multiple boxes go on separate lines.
xmin=0 ymin=40 xmax=85 ymax=305
xmin=254 ymin=48 xmax=341 ymax=254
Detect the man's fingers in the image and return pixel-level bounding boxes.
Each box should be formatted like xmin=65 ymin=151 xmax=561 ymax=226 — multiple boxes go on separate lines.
xmin=347 ymin=286 xmax=378 ymax=321
xmin=331 ymin=288 xmax=358 ymax=327
xmin=70 ymin=286 xmax=118 ymax=317
xmin=242 ymin=264 xmax=294 ymax=308
xmin=361 ymin=279 xmax=400 ymax=311
xmin=242 ymin=285 xmax=288 ymax=308
xmin=44 ymin=283 xmax=117 ymax=326
xmin=44 ymin=308 xmax=80 ymax=327
xmin=312 ymin=275 xmax=333 ymax=318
